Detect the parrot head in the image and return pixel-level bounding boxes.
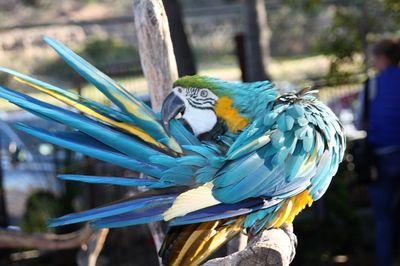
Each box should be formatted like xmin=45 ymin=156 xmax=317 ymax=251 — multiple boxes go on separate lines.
xmin=161 ymin=76 xmax=219 ymax=136
xmin=161 ymin=75 xmax=277 ymax=138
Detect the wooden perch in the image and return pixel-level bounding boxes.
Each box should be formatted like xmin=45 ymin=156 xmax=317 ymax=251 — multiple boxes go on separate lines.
xmin=204 ymin=224 xmax=297 ymax=266
xmin=77 ymin=228 xmax=109 ymax=266
xmin=0 ymin=225 xmax=93 ymax=250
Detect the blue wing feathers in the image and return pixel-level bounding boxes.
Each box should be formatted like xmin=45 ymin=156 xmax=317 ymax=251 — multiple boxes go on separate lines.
xmin=43 ymin=37 xmax=155 ymax=116
xmin=169 ymin=119 xmax=201 ymax=146
xmin=0 ymin=86 xmax=165 ymax=164
xmin=14 ymin=124 xmax=164 ymax=177
xmin=91 ymin=205 xmax=170 ymax=228
xmin=48 ymin=194 xmax=177 ymax=227
xmin=58 ymin=175 xmax=171 ymax=188
xmin=43 ymin=37 xmax=183 ymax=153
xmin=0 ymin=67 xmax=131 ymax=123
xmin=0 ymin=38 xmax=346 ymax=232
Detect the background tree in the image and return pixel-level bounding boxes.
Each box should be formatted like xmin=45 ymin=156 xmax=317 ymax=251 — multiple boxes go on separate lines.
xmin=243 ymin=0 xmax=271 ymax=81
xmin=163 ymin=0 xmax=197 ymax=76
xmin=315 ymin=0 xmax=400 ymax=78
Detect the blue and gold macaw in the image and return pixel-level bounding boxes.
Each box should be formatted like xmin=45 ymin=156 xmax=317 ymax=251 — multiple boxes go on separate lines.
xmin=0 ymin=37 xmax=345 ymax=266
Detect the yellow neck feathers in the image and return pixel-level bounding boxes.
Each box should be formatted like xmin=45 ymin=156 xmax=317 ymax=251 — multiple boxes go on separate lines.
xmin=214 ymin=96 xmax=249 ymax=132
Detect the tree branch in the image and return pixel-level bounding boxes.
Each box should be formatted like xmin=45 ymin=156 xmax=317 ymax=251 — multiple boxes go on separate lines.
xmin=204 ymin=225 xmax=297 ymax=266
xmin=0 ymin=225 xmax=93 ymax=250
xmin=77 ymin=228 xmax=109 ymax=266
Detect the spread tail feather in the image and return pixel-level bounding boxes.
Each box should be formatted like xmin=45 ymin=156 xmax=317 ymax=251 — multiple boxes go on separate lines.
xmin=57 ymin=175 xmax=171 ymax=188
xmin=48 ymin=189 xmax=181 ymax=227
xmin=13 ymin=123 xmax=165 ymax=178
xmin=42 ymin=36 xmax=182 ymax=153
xmin=160 ymin=217 xmax=244 ymax=266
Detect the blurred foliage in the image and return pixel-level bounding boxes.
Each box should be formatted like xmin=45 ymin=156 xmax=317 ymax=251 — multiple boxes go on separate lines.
xmin=384 ymin=0 xmax=400 ymax=25
xmin=21 ymin=0 xmax=39 ymax=7
xmin=33 ymin=37 xmax=140 ymax=84
xmin=317 ymin=7 xmax=362 ymax=60
xmin=315 ymin=0 xmax=400 ymax=81
xmin=267 ymin=3 xmax=326 ymax=57
xmin=82 ymin=38 xmax=139 ymax=65
xmin=21 ymin=0 xmax=51 ymax=7
xmin=282 ymin=0 xmax=322 ymax=12
xmin=20 ymin=154 xmax=95 ymax=234
xmin=21 ymin=191 xmax=63 ymax=233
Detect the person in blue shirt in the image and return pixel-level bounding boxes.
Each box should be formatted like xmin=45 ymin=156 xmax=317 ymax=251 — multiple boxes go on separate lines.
xmin=363 ymin=38 xmax=400 ymax=266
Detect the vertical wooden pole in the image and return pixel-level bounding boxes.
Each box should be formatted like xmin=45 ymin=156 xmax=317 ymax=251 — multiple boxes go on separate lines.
xmin=133 ymin=1 xmax=178 ymax=264
xmin=133 ymin=0 xmax=178 ymax=111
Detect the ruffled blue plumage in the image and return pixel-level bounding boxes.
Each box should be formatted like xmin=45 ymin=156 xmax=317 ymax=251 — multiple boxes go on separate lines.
xmin=0 ymin=37 xmax=346 ymax=250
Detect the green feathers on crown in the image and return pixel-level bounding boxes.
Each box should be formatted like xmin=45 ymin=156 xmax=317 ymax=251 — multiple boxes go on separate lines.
xmin=173 ymin=75 xmax=223 ymax=93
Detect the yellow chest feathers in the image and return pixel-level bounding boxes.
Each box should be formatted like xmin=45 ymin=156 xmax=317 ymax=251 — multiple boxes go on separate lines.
xmin=214 ymin=96 xmax=249 ymax=132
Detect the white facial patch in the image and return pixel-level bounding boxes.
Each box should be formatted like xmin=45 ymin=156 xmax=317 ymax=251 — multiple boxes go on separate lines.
xmin=173 ymin=87 xmax=219 ymax=136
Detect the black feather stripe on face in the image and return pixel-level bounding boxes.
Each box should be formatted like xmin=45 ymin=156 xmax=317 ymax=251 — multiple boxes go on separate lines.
xmin=188 ymin=99 xmax=216 ymax=106
xmin=187 ymin=99 xmax=215 ymax=110
xmin=184 ymin=88 xmax=217 ymax=110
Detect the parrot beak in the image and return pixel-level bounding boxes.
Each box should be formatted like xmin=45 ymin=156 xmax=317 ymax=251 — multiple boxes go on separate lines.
xmin=161 ymin=91 xmax=186 ymax=134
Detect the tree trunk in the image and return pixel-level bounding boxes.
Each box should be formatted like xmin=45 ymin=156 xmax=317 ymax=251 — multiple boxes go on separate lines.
xmin=0 ymin=225 xmax=93 ymax=250
xmin=163 ymin=0 xmax=197 ymax=76
xmin=244 ymin=0 xmax=271 ymax=81
xmin=234 ymin=34 xmax=248 ymax=82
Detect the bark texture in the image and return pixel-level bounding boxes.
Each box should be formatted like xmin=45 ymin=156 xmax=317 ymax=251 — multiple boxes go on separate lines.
xmin=204 ymin=225 xmax=297 ymax=266
xmin=133 ymin=0 xmax=179 ymax=111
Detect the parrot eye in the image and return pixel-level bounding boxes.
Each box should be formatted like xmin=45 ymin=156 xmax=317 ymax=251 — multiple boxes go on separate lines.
xmin=200 ymin=90 xmax=208 ymax=97
xmin=177 ymin=87 xmax=183 ymax=93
